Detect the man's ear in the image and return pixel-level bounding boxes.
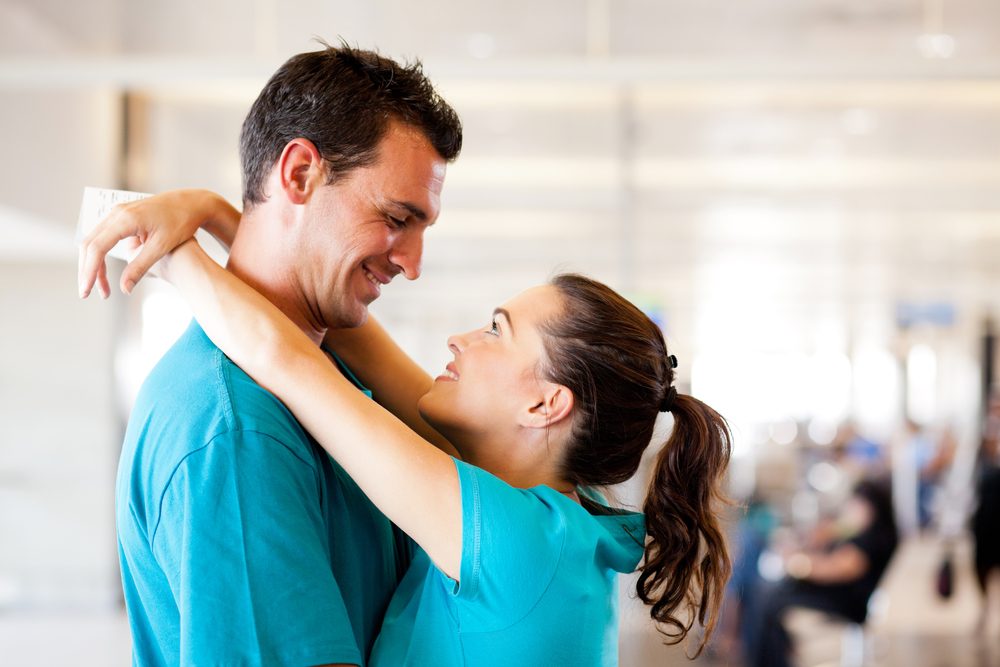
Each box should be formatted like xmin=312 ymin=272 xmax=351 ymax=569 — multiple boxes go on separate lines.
xmin=277 ymin=138 xmax=326 ymax=205
xmin=522 ymin=383 xmax=574 ymax=429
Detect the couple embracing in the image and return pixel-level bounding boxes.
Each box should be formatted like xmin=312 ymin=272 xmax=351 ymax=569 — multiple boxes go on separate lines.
xmin=79 ymin=43 xmax=731 ymax=667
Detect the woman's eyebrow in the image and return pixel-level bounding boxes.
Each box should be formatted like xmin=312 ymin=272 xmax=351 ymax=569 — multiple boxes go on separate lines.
xmin=493 ymin=308 xmax=514 ymax=336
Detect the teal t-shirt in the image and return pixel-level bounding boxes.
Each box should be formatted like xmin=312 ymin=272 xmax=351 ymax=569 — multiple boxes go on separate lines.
xmin=116 ymin=322 xmax=408 ymax=666
xmin=369 ymin=459 xmax=646 ymax=666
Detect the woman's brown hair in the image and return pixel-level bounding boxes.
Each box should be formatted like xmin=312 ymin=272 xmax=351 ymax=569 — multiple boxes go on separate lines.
xmin=541 ymin=274 xmax=732 ymax=656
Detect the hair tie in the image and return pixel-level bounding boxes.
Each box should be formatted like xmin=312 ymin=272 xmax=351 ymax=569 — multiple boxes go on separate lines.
xmin=668 ymin=354 xmax=678 ymax=369
xmin=659 ymin=386 xmax=678 ymax=413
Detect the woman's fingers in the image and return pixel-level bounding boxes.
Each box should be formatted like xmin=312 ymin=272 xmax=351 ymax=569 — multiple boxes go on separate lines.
xmin=79 ymin=204 xmax=134 ymax=298
xmin=97 ymin=260 xmax=111 ymax=299
xmin=77 ymin=240 xmax=95 ymax=298
xmin=79 ymin=235 xmax=110 ymax=299
xmin=79 ymin=203 xmax=165 ymax=297
xmin=119 ymin=239 xmax=164 ymax=294
xmin=79 ymin=193 xmax=208 ymax=297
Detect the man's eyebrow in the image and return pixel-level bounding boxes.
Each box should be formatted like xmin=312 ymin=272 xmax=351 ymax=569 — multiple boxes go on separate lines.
xmin=493 ymin=307 xmax=514 ymax=335
xmin=390 ymin=200 xmax=428 ymax=222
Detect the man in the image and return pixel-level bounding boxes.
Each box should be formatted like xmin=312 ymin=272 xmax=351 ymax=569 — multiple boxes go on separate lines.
xmin=88 ymin=45 xmax=461 ymax=666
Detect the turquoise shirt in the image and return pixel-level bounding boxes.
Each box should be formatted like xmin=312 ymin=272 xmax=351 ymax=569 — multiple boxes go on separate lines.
xmin=116 ymin=322 xmax=408 ymax=666
xmin=370 ymin=459 xmax=646 ymax=666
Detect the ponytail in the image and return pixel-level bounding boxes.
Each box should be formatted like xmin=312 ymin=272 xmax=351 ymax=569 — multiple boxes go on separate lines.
xmin=540 ymin=273 xmax=733 ymax=655
xmin=637 ymin=393 xmax=732 ymax=656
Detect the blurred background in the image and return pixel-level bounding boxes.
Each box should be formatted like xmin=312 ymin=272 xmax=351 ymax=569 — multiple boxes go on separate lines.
xmin=3 ymin=0 xmax=1000 ymax=665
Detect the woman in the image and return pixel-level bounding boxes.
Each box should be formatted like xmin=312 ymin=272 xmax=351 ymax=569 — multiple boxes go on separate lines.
xmin=80 ymin=191 xmax=732 ymax=665
xmin=748 ymin=480 xmax=898 ymax=667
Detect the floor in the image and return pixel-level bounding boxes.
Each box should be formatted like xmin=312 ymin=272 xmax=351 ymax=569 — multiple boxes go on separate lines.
xmin=1 ymin=536 xmax=997 ymax=666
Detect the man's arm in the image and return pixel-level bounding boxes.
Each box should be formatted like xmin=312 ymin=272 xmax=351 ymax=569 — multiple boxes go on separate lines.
xmin=323 ymin=317 xmax=459 ymax=457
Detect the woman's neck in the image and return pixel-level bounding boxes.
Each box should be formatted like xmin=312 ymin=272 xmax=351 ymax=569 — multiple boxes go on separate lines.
xmin=450 ymin=429 xmax=576 ymax=494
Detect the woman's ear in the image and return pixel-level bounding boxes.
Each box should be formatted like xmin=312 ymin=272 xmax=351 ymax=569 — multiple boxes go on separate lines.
xmin=522 ymin=383 xmax=574 ymax=429
xmin=277 ymin=138 xmax=326 ymax=205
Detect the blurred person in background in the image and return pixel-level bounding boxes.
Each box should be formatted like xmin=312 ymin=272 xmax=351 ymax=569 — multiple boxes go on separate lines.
xmin=923 ymin=427 xmax=958 ymax=526
xmin=972 ymin=464 xmax=1000 ymax=635
xmin=714 ymin=495 xmax=777 ymax=664
xmin=747 ymin=479 xmax=898 ymax=667
xmin=973 ymin=395 xmax=1000 ymax=634
xmin=892 ymin=419 xmax=955 ymax=534
xmin=832 ymin=421 xmax=887 ymax=479
xmin=80 ymin=43 xmax=463 ymax=666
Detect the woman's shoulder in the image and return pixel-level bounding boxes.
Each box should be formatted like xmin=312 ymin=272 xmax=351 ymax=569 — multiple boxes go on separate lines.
xmin=571 ymin=490 xmax=647 ymax=573
xmin=452 ymin=459 xmax=645 ymax=569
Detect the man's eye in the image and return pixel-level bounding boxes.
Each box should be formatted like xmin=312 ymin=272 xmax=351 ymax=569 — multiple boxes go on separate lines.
xmin=388 ymin=215 xmax=407 ymax=228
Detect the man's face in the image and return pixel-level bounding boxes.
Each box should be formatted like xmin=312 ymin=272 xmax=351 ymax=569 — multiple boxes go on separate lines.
xmin=295 ymin=122 xmax=447 ymax=329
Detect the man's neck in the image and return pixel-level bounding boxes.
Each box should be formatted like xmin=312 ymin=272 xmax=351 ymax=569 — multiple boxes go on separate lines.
xmin=225 ymin=211 xmax=326 ymax=346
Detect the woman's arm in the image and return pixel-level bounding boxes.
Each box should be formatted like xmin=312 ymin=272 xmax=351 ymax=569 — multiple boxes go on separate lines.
xmin=323 ymin=320 xmax=459 ymax=457
xmin=79 ymin=189 xmax=240 ymax=299
xmin=785 ymin=544 xmax=869 ymax=584
xmin=165 ymin=241 xmax=463 ymax=579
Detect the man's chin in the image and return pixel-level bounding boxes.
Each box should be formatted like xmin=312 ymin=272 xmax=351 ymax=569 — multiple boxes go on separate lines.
xmin=347 ymin=308 xmax=369 ymax=329
xmin=327 ymin=304 xmax=369 ymax=330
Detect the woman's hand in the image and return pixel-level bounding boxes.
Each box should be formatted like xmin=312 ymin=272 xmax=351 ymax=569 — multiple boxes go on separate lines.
xmin=78 ymin=188 xmax=240 ymax=298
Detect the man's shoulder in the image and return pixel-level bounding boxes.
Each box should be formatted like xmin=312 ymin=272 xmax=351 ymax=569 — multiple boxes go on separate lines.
xmin=129 ymin=322 xmax=313 ymax=459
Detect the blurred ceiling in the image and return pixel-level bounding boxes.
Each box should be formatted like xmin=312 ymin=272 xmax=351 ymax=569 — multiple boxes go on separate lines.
xmin=1 ymin=0 xmax=998 ymax=364
xmin=1 ymin=0 xmax=999 ymax=65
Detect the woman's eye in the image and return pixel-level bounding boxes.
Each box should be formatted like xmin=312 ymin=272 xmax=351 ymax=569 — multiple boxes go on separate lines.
xmin=486 ymin=319 xmax=500 ymax=336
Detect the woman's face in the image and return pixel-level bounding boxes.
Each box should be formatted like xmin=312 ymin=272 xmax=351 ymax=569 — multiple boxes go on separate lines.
xmin=417 ymin=284 xmax=565 ymax=463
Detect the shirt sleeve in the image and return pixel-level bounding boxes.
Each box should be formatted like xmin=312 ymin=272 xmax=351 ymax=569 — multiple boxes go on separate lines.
xmin=449 ymin=458 xmax=567 ymax=630
xmin=847 ymin=526 xmax=895 ymax=576
xmin=151 ymin=429 xmax=363 ymax=667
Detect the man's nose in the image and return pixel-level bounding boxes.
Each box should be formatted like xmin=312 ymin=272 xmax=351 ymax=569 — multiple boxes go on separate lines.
xmin=389 ymin=231 xmax=424 ymax=281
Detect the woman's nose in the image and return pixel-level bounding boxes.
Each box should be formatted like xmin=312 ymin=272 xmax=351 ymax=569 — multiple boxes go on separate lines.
xmin=447 ymin=328 xmax=478 ymax=354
